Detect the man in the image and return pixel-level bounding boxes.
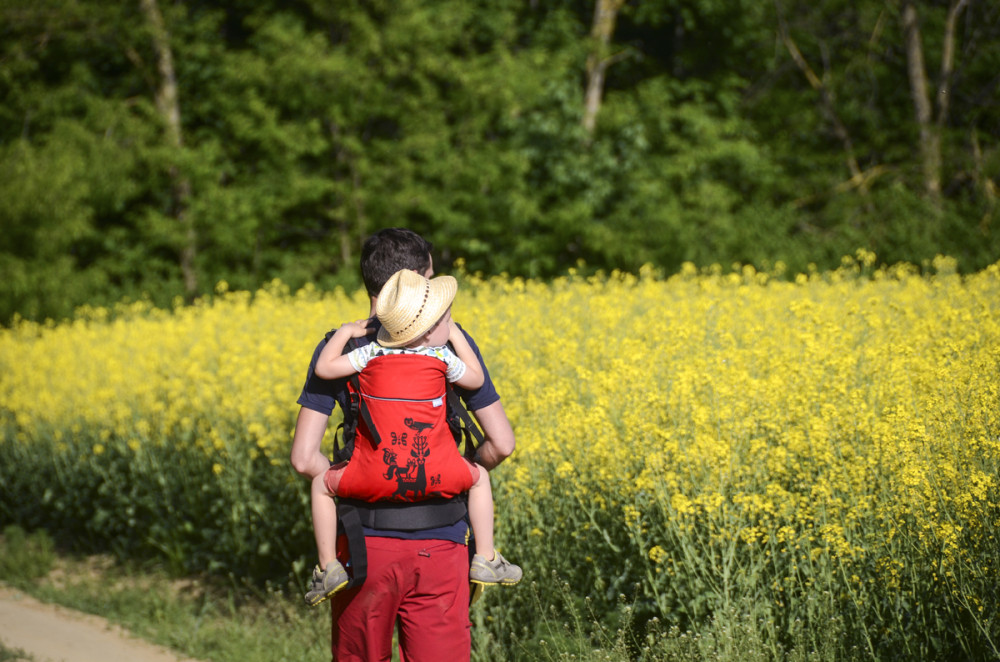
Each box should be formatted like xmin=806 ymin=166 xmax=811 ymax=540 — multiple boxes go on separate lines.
xmin=290 ymin=228 xmax=515 ymax=662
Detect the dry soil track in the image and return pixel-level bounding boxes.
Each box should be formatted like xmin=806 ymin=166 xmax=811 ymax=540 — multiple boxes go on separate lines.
xmin=0 ymin=586 xmax=198 ymax=662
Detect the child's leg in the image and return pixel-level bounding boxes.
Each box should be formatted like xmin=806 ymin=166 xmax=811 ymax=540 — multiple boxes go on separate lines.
xmin=311 ymin=472 xmax=338 ymax=568
xmin=467 ymin=462 xmax=522 ymax=585
xmin=467 ymin=463 xmax=495 ymax=559
xmin=304 ymin=464 xmax=350 ymax=606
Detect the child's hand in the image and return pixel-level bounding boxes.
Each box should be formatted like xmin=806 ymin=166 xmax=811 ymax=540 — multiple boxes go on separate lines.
xmin=341 ymin=319 xmax=371 ymax=338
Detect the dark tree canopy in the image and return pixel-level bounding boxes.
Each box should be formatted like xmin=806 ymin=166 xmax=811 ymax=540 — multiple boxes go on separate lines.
xmin=2 ymin=0 xmax=998 ymax=322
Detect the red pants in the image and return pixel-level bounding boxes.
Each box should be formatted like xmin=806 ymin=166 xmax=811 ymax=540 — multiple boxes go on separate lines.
xmin=330 ymin=537 xmax=471 ymax=662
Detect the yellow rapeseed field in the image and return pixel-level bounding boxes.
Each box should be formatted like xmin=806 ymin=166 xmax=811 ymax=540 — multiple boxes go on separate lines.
xmin=2 ymin=254 xmax=998 ymax=657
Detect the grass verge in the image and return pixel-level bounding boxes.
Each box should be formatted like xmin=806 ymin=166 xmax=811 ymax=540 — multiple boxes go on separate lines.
xmin=0 ymin=525 xmax=329 ymax=662
xmin=0 ymin=525 xmax=643 ymax=662
xmin=0 ymin=642 xmax=34 ymax=662
xmin=0 ymin=524 xmax=856 ymax=661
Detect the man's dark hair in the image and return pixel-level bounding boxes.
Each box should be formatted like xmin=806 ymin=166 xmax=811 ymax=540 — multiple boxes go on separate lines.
xmin=360 ymin=228 xmax=434 ymax=297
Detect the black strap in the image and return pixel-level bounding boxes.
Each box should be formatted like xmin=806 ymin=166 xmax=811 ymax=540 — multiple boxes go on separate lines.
xmin=337 ymin=501 xmax=368 ymax=589
xmin=446 ymin=387 xmax=484 ymax=461
xmin=332 ymin=337 xmax=363 ymax=464
xmin=357 ymin=395 xmax=384 ymax=448
xmin=339 ymin=497 xmax=468 ymax=531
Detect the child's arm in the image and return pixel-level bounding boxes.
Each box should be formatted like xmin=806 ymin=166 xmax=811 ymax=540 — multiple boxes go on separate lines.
xmin=314 ymin=320 xmax=370 ymax=380
xmin=449 ymin=321 xmax=485 ymax=390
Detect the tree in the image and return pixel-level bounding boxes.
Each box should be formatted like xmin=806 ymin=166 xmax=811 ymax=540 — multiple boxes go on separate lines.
xmin=139 ymin=0 xmax=197 ymax=295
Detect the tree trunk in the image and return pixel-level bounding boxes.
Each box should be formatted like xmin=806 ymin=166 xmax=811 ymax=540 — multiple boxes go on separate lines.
xmin=140 ymin=0 xmax=197 ymax=296
xmin=937 ymin=0 xmax=969 ymax=127
xmin=330 ymin=121 xmax=367 ymax=274
xmin=901 ymin=0 xmax=941 ymax=199
xmin=582 ymin=0 xmax=626 ymax=136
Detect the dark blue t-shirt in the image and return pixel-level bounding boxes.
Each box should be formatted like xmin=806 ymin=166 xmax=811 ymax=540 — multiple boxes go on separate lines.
xmin=296 ymin=320 xmax=499 ymax=542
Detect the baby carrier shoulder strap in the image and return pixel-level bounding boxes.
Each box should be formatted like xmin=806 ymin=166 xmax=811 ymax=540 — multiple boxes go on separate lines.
xmin=446 ymin=386 xmax=484 ymax=462
xmin=330 ymin=335 xmax=362 ymax=464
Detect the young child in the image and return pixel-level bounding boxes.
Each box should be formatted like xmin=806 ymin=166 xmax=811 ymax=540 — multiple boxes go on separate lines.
xmin=302 ymin=268 xmax=521 ymax=606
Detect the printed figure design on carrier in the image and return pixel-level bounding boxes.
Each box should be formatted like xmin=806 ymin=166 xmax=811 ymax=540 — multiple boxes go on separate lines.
xmin=381 ymin=424 xmax=441 ymax=500
xmin=404 ymin=417 xmax=434 ymax=433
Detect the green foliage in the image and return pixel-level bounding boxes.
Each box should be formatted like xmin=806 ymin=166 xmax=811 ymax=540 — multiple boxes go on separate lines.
xmin=0 ymin=525 xmax=55 ymax=584
xmin=1 ymin=0 xmax=998 ymax=326
xmin=0 ymin=430 xmax=310 ymax=583
xmin=0 ymin=641 xmax=34 ymax=662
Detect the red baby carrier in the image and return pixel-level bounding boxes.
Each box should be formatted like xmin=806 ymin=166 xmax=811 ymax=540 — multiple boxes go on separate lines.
xmin=336 ymin=352 xmax=476 ymax=502
xmin=332 ymin=338 xmax=483 ymax=590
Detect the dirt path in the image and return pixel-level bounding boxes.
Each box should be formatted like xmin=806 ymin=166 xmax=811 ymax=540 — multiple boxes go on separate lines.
xmin=0 ymin=586 xmax=198 ymax=662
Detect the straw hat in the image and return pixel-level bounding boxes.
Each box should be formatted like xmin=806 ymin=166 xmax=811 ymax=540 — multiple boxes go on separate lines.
xmin=376 ymin=269 xmax=457 ymax=347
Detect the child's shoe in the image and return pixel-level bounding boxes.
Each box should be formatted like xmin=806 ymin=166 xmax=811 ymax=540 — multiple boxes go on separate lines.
xmin=470 ymin=550 xmax=522 ymax=585
xmin=304 ymin=561 xmax=349 ymax=606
